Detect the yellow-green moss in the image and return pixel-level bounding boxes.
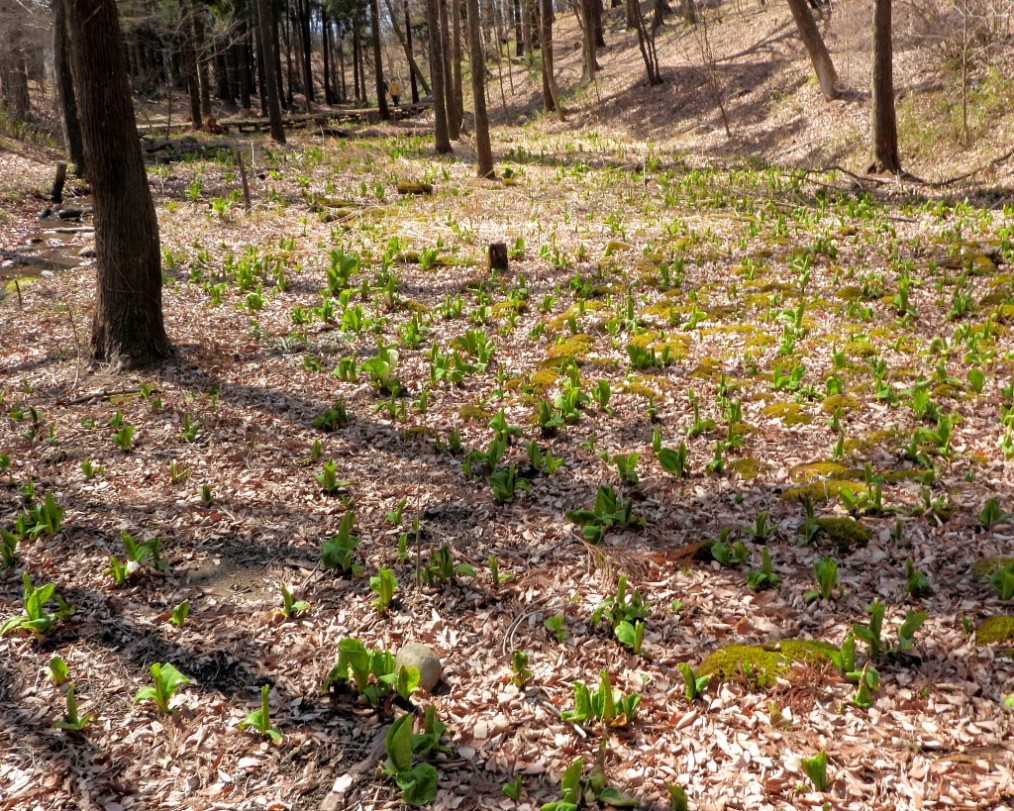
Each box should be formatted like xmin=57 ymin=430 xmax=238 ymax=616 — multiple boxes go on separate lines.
xmin=789 ymin=462 xmax=858 ymax=482
xmin=621 ymin=378 xmax=661 ymax=401
xmin=745 ymin=332 xmax=777 ymax=351
xmin=730 ymin=457 xmax=766 ymax=479
xmin=975 ymin=616 xmax=1014 ymax=646
xmin=782 ymin=480 xmax=869 ymax=504
xmin=604 ymin=240 xmax=631 ymax=256
xmin=845 ymin=339 xmax=878 ymax=358
xmin=459 ymin=405 xmax=493 ymax=421
xmin=836 ymin=285 xmax=864 ymax=301
xmin=992 ymin=304 xmax=1014 ymax=323
xmin=972 ymin=557 xmax=1014 ymax=577
xmin=932 ymin=383 xmax=963 ymax=399
xmin=401 ymin=298 xmax=431 ymax=314
xmin=527 ymin=368 xmax=560 ymax=393
xmin=544 ymin=334 xmax=593 ymax=365
xmin=762 ymin=401 xmax=812 ymax=426
xmin=814 ymin=517 xmax=873 ymax=552
xmin=699 ymin=640 xmax=837 ymax=689
xmin=821 ymin=394 xmax=862 ymax=415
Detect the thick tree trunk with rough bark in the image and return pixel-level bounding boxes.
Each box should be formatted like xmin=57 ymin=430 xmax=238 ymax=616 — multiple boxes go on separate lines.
xmin=785 ymin=0 xmax=837 ymax=100
xmin=53 ymin=0 xmax=86 ymax=176
xmin=869 ymin=0 xmax=900 ymax=173
xmin=427 ymin=0 xmax=453 ymax=152
xmin=466 ymin=0 xmax=494 ymax=177
xmin=65 ymin=0 xmax=171 ymax=368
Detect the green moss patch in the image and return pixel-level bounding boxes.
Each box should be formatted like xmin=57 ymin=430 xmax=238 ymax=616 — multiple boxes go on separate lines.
xmin=544 ymin=334 xmax=593 ymax=365
xmin=762 ymin=401 xmax=812 ymax=426
xmin=788 ymin=461 xmax=860 ymax=483
xmin=813 ymin=517 xmax=873 ymax=552
xmin=699 ymin=640 xmax=837 ymax=690
xmin=972 ymin=557 xmax=1014 ymax=577
xmin=975 ymin=616 xmax=1014 ymax=646
xmin=782 ymin=480 xmax=869 ymax=504
xmin=730 ymin=457 xmax=766 ymax=479
xmin=821 ymin=394 xmax=862 ymax=415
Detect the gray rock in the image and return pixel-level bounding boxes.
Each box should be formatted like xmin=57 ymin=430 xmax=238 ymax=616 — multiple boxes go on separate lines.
xmin=395 ymin=643 xmax=443 ymax=692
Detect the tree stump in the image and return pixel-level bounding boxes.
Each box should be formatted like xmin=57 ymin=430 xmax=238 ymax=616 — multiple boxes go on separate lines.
xmin=488 ymin=241 xmax=508 ymax=273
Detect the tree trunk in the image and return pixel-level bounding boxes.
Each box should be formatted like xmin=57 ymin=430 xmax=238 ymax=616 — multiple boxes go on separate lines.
xmin=53 ymin=0 xmax=86 ymax=176
xmin=65 ymin=0 xmax=171 ymax=368
xmin=322 ymin=8 xmax=334 ymax=104
xmin=513 ymin=0 xmax=524 ymax=55
xmin=297 ymin=0 xmax=315 ymax=107
xmin=406 ymin=0 xmax=420 ymax=102
xmin=785 ymin=0 xmax=837 ymax=100
xmin=256 ymin=0 xmax=286 ymax=142
xmin=370 ymin=0 xmax=390 ymax=119
xmin=195 ymin=14 xmax=213 ymax=117
xmin=385 ymin=0 xmax=432 ymax=98
xmin=237 ymin=18 xmax=252 ymax=108
xmin=426 ymin=0 xmax=452 ymax=152
xmin=466 ymin=0 xmax=494 ymax=177
xmin=592 ymin=0 xmax=605 ymax=48
xmin=451 ymin=0 xmax=464 ymax=128
xmin=578 ymin=0 xmax=597 ymax=81
xmin=441 ymin=0 xmax=461 ymax=137
xmin=180 ymin=0 xmax=203 ymax=127
xmin=868 ymin=0 xmax=900 ymax=173
xmin=625 ymin=0 xmax=638 ymax=29
xmin=540 ymin=0 xmax=563 ymax=118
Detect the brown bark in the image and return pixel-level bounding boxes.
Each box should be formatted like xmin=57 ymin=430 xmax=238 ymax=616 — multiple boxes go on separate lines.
xmin=466 ymin=0 xmax=494 ymax=177
xmin=370 ymin=0 xmax=390 ymax=120
xmin=868 ymin=0 xmax=901 ymax=173
xmin=785 ymin=0 xmax=837 ymax=100
xmin=440 ymin=0 xmax=461 ymax=137
xmin=540 ymin=0 xmax=563 ymax=118
xmin=65 ymin=0 xmax=171 ymax=368
xmin=426 ymin=0 xmax=452 ymax=152
xmin=53 ymin=0 xmax=86 ymax=176
xmin=180 ymin=0 xmax=202 ymax=127
xmin=384 ymin=0 xmax=432 ymax=97
xmin=255 ymin=0 xmax=286 ymax=142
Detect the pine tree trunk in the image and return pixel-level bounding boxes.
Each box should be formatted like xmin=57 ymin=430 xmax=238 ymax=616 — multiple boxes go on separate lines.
xmin=785 ymin=0 xmax=837 ymax=100
xmin=868 ymin=0 xmax=900 ymax=173
xmin=466 ymin=0 xmax=494 ymax=177
xmin=65 ymin=0 xmax=171 ymax=368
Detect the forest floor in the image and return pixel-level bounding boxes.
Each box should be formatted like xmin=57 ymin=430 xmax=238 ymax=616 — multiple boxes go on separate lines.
xmin=3 ymin=4 xmax=1014 ymax=811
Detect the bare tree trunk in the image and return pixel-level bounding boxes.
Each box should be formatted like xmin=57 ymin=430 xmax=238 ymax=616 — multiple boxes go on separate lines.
xmin=868 ymin=0 xmax=900 ymax=173
xmin=385 ymin=0 xmax=432 ymax=96
xmin=66 ymin=0 xmax=171 ymax=368
xmin=256 ymin=0 xmax=286 ymax=142
xmin=785 ymin=0 xmax=837 ymax=100
xmin=370 ymin=0 xmax=390 ymax=119
xmin=322 ymin=7 xmax=334 ymax=104
xmin=406 ymin=0 xmax=420 ymax=102
xmin=592 ymin=0 xmax=605 ymax=47
xmin=53 ymin=0 xmax=86 ymax=176
xmin=513 ymin=0 xmax=524 ymax=55
xmin=427 ymin=0 xmax=453 ymax=151
xmin=195 ymin=13 xmax=213 ymax=117
xmin=540 ymin=0 xmax=564 ymax=118
xmin=181 ymin=0 xmax=203 ymax=127
xmin=466 ymin=0 xmax=494 ymax=177
xmin=577 ymin=0 xmax=597 ymax=82
xmin=297 ymin=0 xmax=315 ymax=106
xmin=440 ymin=0 xmax=461 ymax=137
xmin=452 ymin=0 xmax=464 ymax=126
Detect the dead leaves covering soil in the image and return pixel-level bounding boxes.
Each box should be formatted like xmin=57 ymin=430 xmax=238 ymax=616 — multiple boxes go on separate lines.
xmin=1 ymin=128 xmax=1014 ymax=811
